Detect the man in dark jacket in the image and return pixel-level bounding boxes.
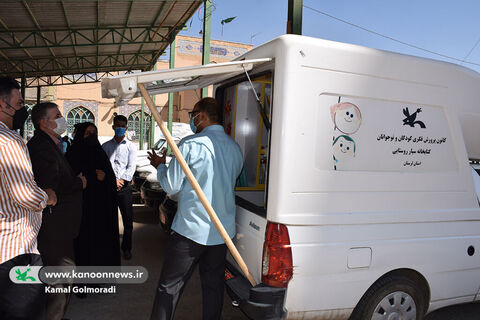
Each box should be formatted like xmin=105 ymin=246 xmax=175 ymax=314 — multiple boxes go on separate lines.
xmin=27 ymin=102 xmax=86 ymax=320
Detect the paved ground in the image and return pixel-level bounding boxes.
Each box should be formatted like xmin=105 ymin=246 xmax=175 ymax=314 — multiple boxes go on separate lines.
xmin=64 ymin=204 xmax=480 ymax=320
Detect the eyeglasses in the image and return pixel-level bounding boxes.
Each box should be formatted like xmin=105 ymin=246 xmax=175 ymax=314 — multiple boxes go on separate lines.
xmin=188 ymin=111 xmax=200 ymax=118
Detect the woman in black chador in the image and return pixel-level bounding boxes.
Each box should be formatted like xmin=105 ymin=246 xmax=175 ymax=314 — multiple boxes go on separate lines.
xmin=66 ymin=122 xmax=121 ymax=267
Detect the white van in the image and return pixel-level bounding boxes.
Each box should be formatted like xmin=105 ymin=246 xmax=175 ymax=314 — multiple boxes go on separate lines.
xmin=102 ymin=35 xmax=480 ymax=320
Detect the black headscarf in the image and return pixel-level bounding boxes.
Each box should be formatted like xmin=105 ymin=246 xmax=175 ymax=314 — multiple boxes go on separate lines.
xmin=72 ymin=122 xmax=100 ymax=147
xmin=66 ymin=122 xmax=111 ymax=179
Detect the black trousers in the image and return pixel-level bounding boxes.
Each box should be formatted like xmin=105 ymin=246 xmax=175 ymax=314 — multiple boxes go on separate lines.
xmin=117 ymin=182 xmax=133 ymax=252
xmin=0 ymin=254 xmax=46 ymax=320
xmin=42 ymin=255 xmax=75 ymax=320
xmin=150 ymin=232 xmax=228 ymax=320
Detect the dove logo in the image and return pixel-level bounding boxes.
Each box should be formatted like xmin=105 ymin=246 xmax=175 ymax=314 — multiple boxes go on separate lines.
xmin=9 ymin=266 xmax=42 ymax=284
xmin=402 ymin=107 xmax=427 ymax=129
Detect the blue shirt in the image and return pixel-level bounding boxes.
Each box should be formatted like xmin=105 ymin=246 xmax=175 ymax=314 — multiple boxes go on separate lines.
xmin=157 ymin=125 xmax=243 ymax=245
xmin=102 ymin=137 xmax=137 ymax=181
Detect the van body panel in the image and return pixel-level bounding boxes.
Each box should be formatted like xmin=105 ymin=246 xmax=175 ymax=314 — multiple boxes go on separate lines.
xmin=218 ymin=35 xmax=480 ymax=318
xmin=227 ymin=206 xmax=267 ymax=284
xmin=285 ymin=223 xmax=480 ymax=313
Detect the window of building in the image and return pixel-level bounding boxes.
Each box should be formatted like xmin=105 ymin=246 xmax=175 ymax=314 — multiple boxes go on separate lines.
xmin=66 ymin=106 xmax=95 ymax=136
xmin=127 ymin=110 xmax=151 ymax=143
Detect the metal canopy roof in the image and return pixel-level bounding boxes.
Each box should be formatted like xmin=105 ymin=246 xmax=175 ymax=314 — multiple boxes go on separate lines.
xmin=0 ymin=0 xmax=203 ymax=87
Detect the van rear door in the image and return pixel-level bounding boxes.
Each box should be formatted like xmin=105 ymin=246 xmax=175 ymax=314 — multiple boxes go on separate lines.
xmin=214 ymin=74 xmax=274 ymax=280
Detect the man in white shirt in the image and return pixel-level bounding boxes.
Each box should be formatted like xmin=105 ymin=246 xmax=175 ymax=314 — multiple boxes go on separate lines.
xmin=102 ymin=114 xmax=137 ymax=260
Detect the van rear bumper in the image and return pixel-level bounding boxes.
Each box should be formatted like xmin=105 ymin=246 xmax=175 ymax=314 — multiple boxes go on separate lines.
xmin=225 ymin=262 xmax=286 ymax=320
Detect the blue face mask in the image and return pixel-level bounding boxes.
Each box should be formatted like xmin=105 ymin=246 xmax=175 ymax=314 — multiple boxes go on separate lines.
xmin=189 ymin=116 xmax=197 ymax=133
xmin=189 ymin=113 xmax=201 ymax=133
xmin=114 ymin=127 xmax=126 ymax=137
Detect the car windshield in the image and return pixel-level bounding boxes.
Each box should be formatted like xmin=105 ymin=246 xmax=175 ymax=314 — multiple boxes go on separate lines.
xmin=153 ymin=139 xmax=167 ymax=151
xmin=152 ymin=137 xmax=180 ymax=152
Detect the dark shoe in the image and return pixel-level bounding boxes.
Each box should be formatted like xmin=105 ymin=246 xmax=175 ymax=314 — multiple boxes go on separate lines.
xmin=123 ymin=250 xmax=132 ymax=260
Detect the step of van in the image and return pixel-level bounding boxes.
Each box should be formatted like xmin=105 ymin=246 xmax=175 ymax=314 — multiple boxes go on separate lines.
xmin=225 ymin=262 xmax=286 ymax=320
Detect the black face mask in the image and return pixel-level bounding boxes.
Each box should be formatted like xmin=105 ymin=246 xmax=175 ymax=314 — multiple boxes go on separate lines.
xmin=11 ymin=106 xmax=29 ymax=130
xmin=85 ymin=134 xmax=99 ymax=147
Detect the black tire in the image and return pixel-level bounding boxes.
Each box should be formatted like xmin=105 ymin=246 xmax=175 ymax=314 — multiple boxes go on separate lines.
xmin=350 ymin=274 xmax=427 ymax=320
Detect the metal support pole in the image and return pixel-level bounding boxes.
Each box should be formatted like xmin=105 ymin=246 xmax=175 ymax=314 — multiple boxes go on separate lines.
xmin=21 ymin=76 xmax=26 ymax=100
xmin=20 ymin=76 xmax=26 ymax=136
xmin=140 ymin=97 xmax=145 ymax=150
xmin=150 ymin=62 xmax=157 ymax=148
xmin=36 ymin=86 xmax=40 ymax=104
xmin=150 ymin=95 xmax=155 ymax=148
xmin=287 ymin=0 xmax=303 ymax=35
xmin=168 ymin=37 xmax=175 ymax=154
xmin=201 ymin=0 xmax=212 ymax=98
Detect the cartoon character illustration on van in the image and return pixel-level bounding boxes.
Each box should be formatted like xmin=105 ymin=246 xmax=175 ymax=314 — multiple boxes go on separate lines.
xmin=330 ymin=101 xmax=362 ymax=134
xmin=331 ymin=100 xmax=362 ymax=170
xmin=332 ymin=135 xmax=356 ymax=170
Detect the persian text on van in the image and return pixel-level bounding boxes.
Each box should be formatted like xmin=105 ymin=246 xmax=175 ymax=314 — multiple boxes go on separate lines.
xmin=376 ymin=134 xmax=447 ymax=144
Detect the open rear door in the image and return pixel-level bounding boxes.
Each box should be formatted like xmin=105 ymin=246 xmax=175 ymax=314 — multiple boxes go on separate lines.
xmin=101 ymin=58 xmax=272 ymax=105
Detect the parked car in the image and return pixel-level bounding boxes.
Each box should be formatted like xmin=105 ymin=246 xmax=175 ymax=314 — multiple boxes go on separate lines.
xmin=132 ymin=123 xmax=192 ymax=201
xmin=132 ymin=137 xmax=173 ymax=196
xmin=134 ymin=123 xmax=192 ymax=226
xmin=140 ymin=170 xmax=178 ymax=231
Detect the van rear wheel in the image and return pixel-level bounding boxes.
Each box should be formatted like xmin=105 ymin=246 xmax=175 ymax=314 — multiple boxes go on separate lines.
xmin=350 ymin=274 xmax=426 ymax=320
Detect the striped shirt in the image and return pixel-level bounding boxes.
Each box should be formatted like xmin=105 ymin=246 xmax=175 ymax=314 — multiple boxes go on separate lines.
xmin=0 ymin=120 xmax=47 ymax=264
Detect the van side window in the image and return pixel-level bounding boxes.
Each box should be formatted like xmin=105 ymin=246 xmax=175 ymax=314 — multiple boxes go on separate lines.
xmin=220 ymin=73 xmax=272 ymax=217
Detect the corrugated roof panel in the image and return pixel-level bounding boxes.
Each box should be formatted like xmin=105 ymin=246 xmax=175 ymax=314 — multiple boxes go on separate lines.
xmin=62 ymin=2 xmax=98 ymax=28
xmin=0 ymin=2 xmax=36 ymax=30
xmin=0 ymin=0 xmax=203 ymax=81
xmin=51 ymin=47 xmax=76 ymax=57
xmin=104 ymin=1 xmax=156 ymax=26
xmin=99 ymin=2 xmax=131 ymax=27
xmin=24 ymin=2 xmax=66 ymax=29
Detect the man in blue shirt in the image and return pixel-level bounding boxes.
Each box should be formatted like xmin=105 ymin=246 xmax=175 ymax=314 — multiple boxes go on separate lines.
xmin=102 ymin=115 xmax=137 ymax=260
xmin=148 ymin=97 xmax=243 ymax=320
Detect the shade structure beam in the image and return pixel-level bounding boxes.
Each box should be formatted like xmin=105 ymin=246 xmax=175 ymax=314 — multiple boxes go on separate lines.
xmin=0 ymin=28 xmax=170 ymax=50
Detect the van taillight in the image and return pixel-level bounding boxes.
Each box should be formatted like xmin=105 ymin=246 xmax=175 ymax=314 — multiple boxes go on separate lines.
xmin=261 ymin=222 xmax=293 ymax=288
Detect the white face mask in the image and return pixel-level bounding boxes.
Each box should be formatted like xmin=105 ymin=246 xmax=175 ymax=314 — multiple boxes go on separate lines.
xmin=52 ymin=117 xmax=67 ymax=135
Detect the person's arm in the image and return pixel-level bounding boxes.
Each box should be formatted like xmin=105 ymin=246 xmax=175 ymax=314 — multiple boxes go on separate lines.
xmin=28 ymin=141 xmax=60 ymax=193
xmin=156 ymin=142 xmax=193 ymax=196
xmin=0 ymin=139 xmax=48 ymax=211
xmin=121 ymin=143 xmax=137 ymax=182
